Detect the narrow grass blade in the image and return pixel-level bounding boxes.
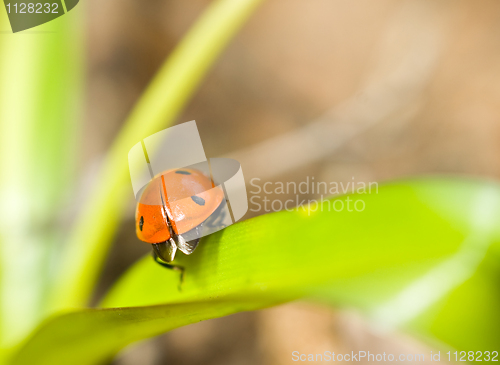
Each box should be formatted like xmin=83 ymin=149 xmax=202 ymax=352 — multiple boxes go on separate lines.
xmin=0 ymin=11 xmax=83 ymax=353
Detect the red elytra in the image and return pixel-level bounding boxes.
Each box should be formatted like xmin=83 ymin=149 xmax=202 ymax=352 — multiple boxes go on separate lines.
xmin=135 ymin=168 xmax=224 ymax=245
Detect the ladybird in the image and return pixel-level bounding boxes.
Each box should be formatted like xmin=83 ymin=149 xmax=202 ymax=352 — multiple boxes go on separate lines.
xmin=135 ymin=168 xmax=225 ymax=273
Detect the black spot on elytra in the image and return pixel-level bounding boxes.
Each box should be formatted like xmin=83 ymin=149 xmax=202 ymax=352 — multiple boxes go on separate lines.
xmin=191 ymin=195 xmax=205 ymax=206
xmin=175 ymin=170 xmax=191 ymax=175
xmin=139 ymin=216 xmax=144 ymax=231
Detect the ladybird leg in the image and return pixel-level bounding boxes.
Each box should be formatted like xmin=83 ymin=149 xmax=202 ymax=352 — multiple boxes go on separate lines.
xmin=186 ymin=238 xmax=200 ymax=253
xmin=205 ymin=202 xmax=227 ymax=229
xmin=175 ymin=234 xmax=200 ymax=255
xmin=152 ymin=238 xmax=177 ymax=262
xmin=213 ymin=209 xmax=226 ymax=227
xmin=152 ymin=251 xmax=185 ymax=288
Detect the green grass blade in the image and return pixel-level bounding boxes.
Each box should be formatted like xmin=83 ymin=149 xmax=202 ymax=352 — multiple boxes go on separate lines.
xmin=12 ymin=297 xmax=286 ymax=365
xmin=50 ymin=0 xmax=264 ymax=310
xmin=0 ymin=11 xmax=83 ymax=354
xmin=12 ymin=178 xmax=500 ymax=365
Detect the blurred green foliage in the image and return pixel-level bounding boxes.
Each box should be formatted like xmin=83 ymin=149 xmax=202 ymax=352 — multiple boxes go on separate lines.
xmin=1 ymin=0 xmax=499 ymax=364
xmin=0 ymin=4 xmax=82 ymax=357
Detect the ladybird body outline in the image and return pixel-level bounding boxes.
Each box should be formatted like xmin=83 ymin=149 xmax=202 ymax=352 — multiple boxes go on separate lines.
xmin=135 ymin=168 xmax=225 ymax=263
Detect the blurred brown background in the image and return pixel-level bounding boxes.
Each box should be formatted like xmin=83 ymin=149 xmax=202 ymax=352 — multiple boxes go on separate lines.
xmin=80 ymin=0 xmax=500 ymax=363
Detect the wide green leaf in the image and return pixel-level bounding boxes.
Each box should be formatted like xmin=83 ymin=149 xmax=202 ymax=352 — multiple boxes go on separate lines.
xmin=11 ymin=178 xmax=500 ymax=365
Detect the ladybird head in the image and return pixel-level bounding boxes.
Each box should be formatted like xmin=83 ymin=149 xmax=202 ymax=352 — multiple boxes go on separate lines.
xmin=135 ymin=202 xmax=171 ymax=244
